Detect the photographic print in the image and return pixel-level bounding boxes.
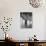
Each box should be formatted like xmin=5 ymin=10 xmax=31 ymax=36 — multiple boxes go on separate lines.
xmin=20 ymin=12 xmax=32 ymax=28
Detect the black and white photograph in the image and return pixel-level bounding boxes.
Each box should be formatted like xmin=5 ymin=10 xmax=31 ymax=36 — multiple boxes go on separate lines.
xmin=20 ymin=12 xmax=32 ymax=28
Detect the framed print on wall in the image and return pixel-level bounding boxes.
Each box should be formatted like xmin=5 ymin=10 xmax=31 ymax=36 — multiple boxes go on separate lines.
xmin=20 ymin=12 xmax=32 ymax=28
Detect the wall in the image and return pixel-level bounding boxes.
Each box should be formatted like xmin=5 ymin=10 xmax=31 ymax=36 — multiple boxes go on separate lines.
xmin=0 ymin=0 xmax=46 ymax=40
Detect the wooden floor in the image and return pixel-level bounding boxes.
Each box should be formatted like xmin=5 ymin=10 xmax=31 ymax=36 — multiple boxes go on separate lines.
xmin=0 ymin=40 xmax=46 ymax=46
